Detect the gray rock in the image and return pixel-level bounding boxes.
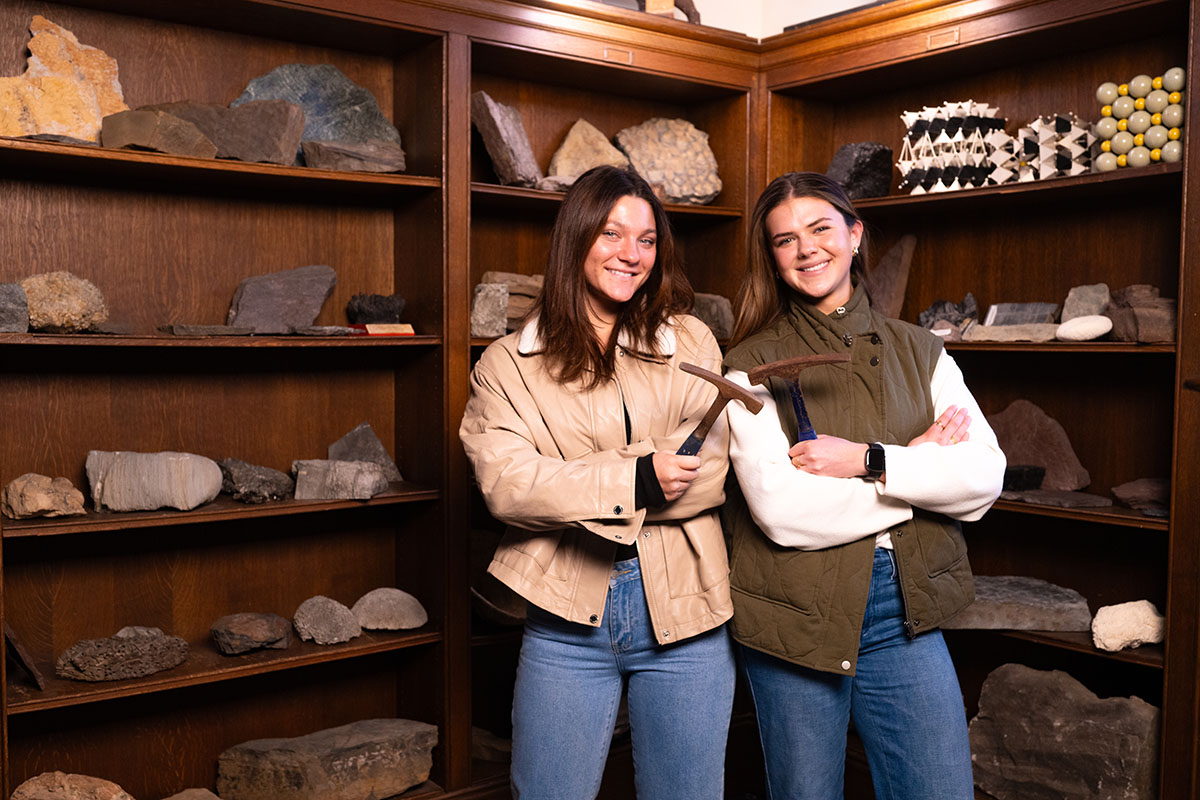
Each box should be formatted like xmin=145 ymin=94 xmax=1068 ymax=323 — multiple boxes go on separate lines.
xmin=3 ymin=473 xmax=86 ymax=519
xmin=1001 ymin=488 xmax=1112 ymax=508
xmin=615 ymin=117 xmax=721 ymax=204
xmin=1112 ymin=477 xmax=1169 ymax=517
xmin=144 ymin=100 xmax=305 ymax=166
xmin=969 ymin=663 xmax=1159 ymax=800
xmin=984 ymin=301 xmax=1058 ymax=325
xmin=472 ymin=726 xmax=512 ymax=764
xmin=327 ymin=422 xmax=402 ymax=482
xmin=1062 ymin=283 xmax=1111 ymax=321
xmin=163 ymin=790 xmax=222 ymax=800
xmin=0 ymin=283 xmax=29 ymax=332
xmin=21 ymin=271 xmax=108 ymax=333
xmin=300 ymin=138 xmax=405 ymax=172
xmin=963 ymin=323 xmax=1059 ymax=342
xmin=11 ymin=771 xmax=134 ymax=800
xmin=346 ymin=293 xmax=405 ymax=324
xmin=471 ymin=90 xmax=542 ymax=187
xmin=480 ymin=271 xmax=542 ymax=330
xmin=211 ymin=612 xmax=292 ymax=655
xmin=918 ymin=293 xmax=977 ymax=330
xmin=166 ymin=324 xmax=255 ymax=336
xmin=226 ymin=264 xmax=336 ymax=334
xmin=536 ymin=175 xmax=576 ymax=192
xmin=292 ymin=459 xmax=389 ymax=500
xmin=351 ymin=587 xmax=428 ymax=630
xmin=100 ymin=109 xmax=218 ymax=158
xmin=1106 ymin=284 xmax=1176 ymax=343
xmin=294 ymin=325 xmax=353 ymax=336
xmin=691 ymin=293 xmax=733 ymax=340
xmin=55 ymin=626 xmax=188 ymax=682
xmin=219 ymin=458 xmax=294 ymax=504
xmin=232 ymin=64 xmax=402 ymax=163
xmin=216 ymin=718 xmax=437 ymax=800
xmin=941 ymin=575 xmax=1092 ymax=631
xmin=86 ymin=450 xmax=222 ymax=512
xmin=292 ymin=595 xmax=360 ymax=645
xmin=547 ymin=118 xmax=630 ymax=180
xmin=826 ymin=141 xmax=893 ymax=200
xmin=1056 ymin=315 xmax=1112 ymax=341
xmin=862 ymin=234 xmax=915 ymax=320
xmin=471 ymin=284 xmax=508 ymax=337
xmin=988 ymin=399 xmax=1090 ymax=491
xmin=1092 ymin=600 xmax=1164 ymax=652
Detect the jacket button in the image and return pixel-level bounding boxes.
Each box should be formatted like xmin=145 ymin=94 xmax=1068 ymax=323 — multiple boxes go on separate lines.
xmin=841 ymin=660 xmax=851 ymax=670
xmin=589 ymin=614 xmax=598 ymax=623
xmin=613 ymin=505 xmax=623 ymax=514
xmin=913 ymin=620 xmax=921 ymax=628
xmin=870 ymin=356 xmax=880 ymax=366
xmin=871 ymin=334 xmax=881 ymax=345
xmin=842 ymin=333 xmax=854 ymax=346
xmin=643 ymin=530 xmax=650 ymax=538
xmin=663 ymin=630 xmax=671 ymax=638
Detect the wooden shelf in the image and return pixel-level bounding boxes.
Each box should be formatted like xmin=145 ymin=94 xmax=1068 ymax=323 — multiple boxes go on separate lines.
xmin=470 ymin=182 xmax=743 ymax=218
xmin=999 ymin=630 xmax=1164 ymax=669
xmin=947 ymin=341 xmax=1175 ymax=354
xmin=1 ymin=482 xmax=440 ymax=538
xmin=988 ymin=500 xmax=1168 ymax=531
xmin=0 ymin=332 xmax=441 ymax=348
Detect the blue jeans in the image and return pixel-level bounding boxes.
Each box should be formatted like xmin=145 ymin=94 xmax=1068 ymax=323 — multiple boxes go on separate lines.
xmin=511 ymin=557 xmax=736 ymax=800
xmin=742 ymin=547 xmax=973 ymax=800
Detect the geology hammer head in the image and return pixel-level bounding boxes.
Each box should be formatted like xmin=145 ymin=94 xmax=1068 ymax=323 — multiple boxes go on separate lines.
xmin=676 ymin=363 xmax=764 ymax=455
xmin=746 ymin=353 xmax=851 ymax=442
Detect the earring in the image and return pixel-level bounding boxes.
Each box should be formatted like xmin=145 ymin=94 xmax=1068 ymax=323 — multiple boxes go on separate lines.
xmin=853 ymin=245 xmax=860 ymax=256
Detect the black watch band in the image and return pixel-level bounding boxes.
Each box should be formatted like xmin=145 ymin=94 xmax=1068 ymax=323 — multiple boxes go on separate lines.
xmin=864 ymin=442 xmax=885 ymax=480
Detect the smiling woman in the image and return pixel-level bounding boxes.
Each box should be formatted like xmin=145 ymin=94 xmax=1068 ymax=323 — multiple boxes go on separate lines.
xmin=583 ymin=195 xmax=658 ymax=340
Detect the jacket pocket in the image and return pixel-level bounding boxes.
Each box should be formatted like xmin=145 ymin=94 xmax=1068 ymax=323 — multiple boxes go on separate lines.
xmin=731 ymin=529 xmax=820 ymax=614
xmin=914 ymin=517 xmax=968 ymax=577
xmin=662 ymin=515 xmax=728 ymax=598
xmin=508 ymin=528 xmax=566 ymax=578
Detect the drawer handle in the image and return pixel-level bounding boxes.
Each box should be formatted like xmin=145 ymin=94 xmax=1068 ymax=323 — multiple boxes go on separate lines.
xmin=927 ymin=27 xmax=959 ymax=50
xmin=603 ymin=46 xmax=633 ymax=64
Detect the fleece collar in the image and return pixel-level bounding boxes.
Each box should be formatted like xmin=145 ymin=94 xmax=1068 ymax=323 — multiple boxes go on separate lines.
xmin=516 ymin=315 xmax=677 ymax=358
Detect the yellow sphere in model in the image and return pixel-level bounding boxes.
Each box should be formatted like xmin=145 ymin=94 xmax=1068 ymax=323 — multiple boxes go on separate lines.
xmin=1117 ymin=154 xmax=1128 ymax=166
xmin=1117 ymin=118 xmax=1128 ymax=131
xmin=1100 ymin=139 xmax=1112 ymax=152
xmin=1151 ymin=148 xmax=1162 ymax=161
xmin=1101 ymin=105 xmax=1113 ymax=117
xmin=1134 ymin=133 xmax=1144 ymax=146
xmin=1151 ymin=113 xmax=1163 ymax=125
xmin=1153 ymin=76 xmax=1164 ymax=90
xmin=1168 ymin=127 xmax=1182 ymax=140
xmin=1169 ymin=91 xmax=1183 ymax=104
xmin=1134 ymin=97 xmax=1146 ymax=110
xmin=1118 ymin=83 xmax=1130 ymax=95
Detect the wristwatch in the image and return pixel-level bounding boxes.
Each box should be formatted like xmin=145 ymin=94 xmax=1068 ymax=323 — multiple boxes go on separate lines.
xmin=864 ymin=442 xmax=885 ymax=481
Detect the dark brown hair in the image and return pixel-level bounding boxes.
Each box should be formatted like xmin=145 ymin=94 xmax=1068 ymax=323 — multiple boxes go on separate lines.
xmin=729 ymin=172 xmax=869 ymax=346
xmin=534 ymin=165 xmax=693 ymax=388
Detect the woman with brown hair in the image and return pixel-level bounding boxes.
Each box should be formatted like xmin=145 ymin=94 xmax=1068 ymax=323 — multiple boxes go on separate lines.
xmin=460 ymin=165 xmax=735 ymax=800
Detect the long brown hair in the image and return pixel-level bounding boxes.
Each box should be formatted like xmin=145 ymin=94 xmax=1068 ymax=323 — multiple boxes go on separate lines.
xmin=534 ymin=165 xmax=693 ymax=388
xmin=729 ymin=172 xmax=869 ymax=346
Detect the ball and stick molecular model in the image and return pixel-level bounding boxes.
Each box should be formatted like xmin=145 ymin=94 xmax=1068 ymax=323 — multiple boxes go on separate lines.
xmin=1094 ymin=67 xmax=1185 ymax=172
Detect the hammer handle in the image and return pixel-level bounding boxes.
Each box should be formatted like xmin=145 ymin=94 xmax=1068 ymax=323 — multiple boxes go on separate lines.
xmin=789 ymin=382 xmax=818 ymax=442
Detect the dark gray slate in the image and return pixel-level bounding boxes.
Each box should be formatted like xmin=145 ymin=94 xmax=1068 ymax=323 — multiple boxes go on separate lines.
xmin=0 ymin=283 xmax=28 ymax=332
xmin=226 ymin=264 xmax=336 ymax=334
xmin=55 ymin=626 xmax=188 ymax=682
xmin=988 ymin=399 xmax=1090 ymax=491
xmin=346 ymin=293 xmax=406 ymax=324
xmin=144 ymin=99 xmax=306 ymax=165
xmin=1062 ymin=283 xmax=1111 ymax=322
xmin=100 ymin=109 xmax=218 ymax=158
xmin=211 ymin=612 xmax=292 ymax=655
xmin=217 ymin=718 xmax=437 ymax=800
xmin=294 ymin=325 xmax=354 ymax=336
xmin=327 ymin=422 xmax=402 ymax=482
xmin=941 ymin=575 xmax=1092 ymax=631
xmin=985 ymin=301 xmax=1059 ymax=325
xmin=970 ymin=663 xmax=1159 ymax=800
xmin=292 ymin=459 xmax=390 ymax=500
xmin=471 ymin=90 xmax=542 ymax=187
xmin=292 ymin=595 xmax=360 ymax=645
xmin=219 ymin=458 xmax=294 ymax=504
xmin=301 ymin=138 xmax=406 ymax=172
xmin=166 ymin=324 xmax=255 ymax=336
xmin=826 ymin=141 xmax=893 ymax=199
xmin=918 ymin=293 xmax=977 ymax=330
xmin=231 ymin=64 xmax=402 ymax=162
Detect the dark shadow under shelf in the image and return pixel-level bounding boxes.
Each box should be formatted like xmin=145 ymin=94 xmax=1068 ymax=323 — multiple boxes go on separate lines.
xmin=988 ymin=500 xmax=1167 ymax=531
xmin=0 ymin=332 xmax=442 ymax=348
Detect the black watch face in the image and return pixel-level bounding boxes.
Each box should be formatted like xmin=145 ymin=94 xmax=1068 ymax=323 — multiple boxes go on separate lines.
xmin=867 ymin=445 xmax=885 ymax=473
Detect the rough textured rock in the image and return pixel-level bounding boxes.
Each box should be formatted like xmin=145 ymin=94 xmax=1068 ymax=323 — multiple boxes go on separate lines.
xmin=352 ymin=587 xmax=428 ymax=630
xmin=615 ymin=117 xmax=721 ymax=204
xmin=547 ymin=118 xmax=630 ymax=180
xmin=941 ymin=575 xmax=1091 ymax=631
xmin=969 ymin=663 xmax=1159 ymax=800
xmin=3 ymin=473 xmax=85 ymax=518
xmin=0 ymin=16 xmax=129 ymax=142
xmin=1106 ymin=284 xmax=1176 ymax=343
xmin=826 ymin=141 xmax=893 ymax=199
xmin=480 ymin=270 xmax=542 ymax=330
xmin=21 ymin=271 xmax=108 ymax=332
xmin=144 ymin=100 xmax=305 ymax=165
xmin=11 ymin=771 xmax=134 ymax=800
xmin=472 ymin=726 xmax=512 ymax=763
xmin=346 ymin=293 xmax=406 ymax=324
xmin=292 ymin=595 xmax=360 ymax=645
xmin=691 ymin=293 xmax=733 ymax=340
xmin=1111 ymin=477 xmax=1169 ymax=517
xmin=232 ymin=64 xmax=402 ymax=163
xmin=988 ymin=399 xmax=1090 ymax=491
xmin=0 ymin=283 xmax=29 ymax=332
xmin=1092 ymin=600 xmax=1164 ymax=652
xmin=536 ymin=175 xmax=575 ymax=192
xmin=292 ymin=459 xmax=389 ymax=500
xmin=226 ymin=264 xmax=336 ymax=334
xmin=862 ymin=234 xmax=915 ymax=320
xmin=100 ymin=109 xmax=217 ymax=158
xmin=471 ymin=283 xmax=508 ymax=337
xmin=166 ymin=324 xmax=254 ymax=336
xmin=86 ymin=450 xmax=222 ymax=512
xmin=1056 ymin=314 xmax=1112 ymax=341
xmin=301 ymin=138 xmax=406 ymax=172
xmin=471 ymin=90 xmax=542 ymax=187
xmin=327 ymin=422 xmax=402 ymax=482
xmin=162 ymin=790 xmax=221 ymax=800
xmin=219 ymin=458 xmax=294 ymax=504
xmin=918 ymin=293 xmax=977 ymax=330
xmin=1001 ymin=488 xmax=1112 ymax=508
xmin=216 ymin=718 xmax=437 ymax=800
xmin=55 ymin=626 xmax=188 ymax=681
xmin=1062 ymin=283 xmax=1111 ymax=321
xmin=963 ymin=323 xmax=1059 ymax=342
xmin=211 ymin=612 xmax=292 ymax=655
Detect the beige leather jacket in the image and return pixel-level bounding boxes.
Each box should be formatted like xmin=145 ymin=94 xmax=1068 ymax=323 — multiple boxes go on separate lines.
xmin=459 ymin=314 xmax=732 ymax=645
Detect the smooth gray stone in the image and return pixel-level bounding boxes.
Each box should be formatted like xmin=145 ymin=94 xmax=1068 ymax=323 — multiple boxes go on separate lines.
xmin=217 ymin=718 xmax=437 ymax=800
xmin=292 ymin=595 xmax=360 ymax=645
xmin=1056 ymin=315 xmax=1112 ymax=341
xmin=1001 ymin=488 xmax=1112 ymax=508
xmin=327 ymin=422 xmax=402 ymax=482
xmin=988 ymin=399 xmax=1090 ymax=491
xmin=471 ymin=90 xmax=542 ymax=187
xmin=167 ymin=324 xmax=255 ymax=336
xmin=615 ymin=117 xmax=721 ymax=204
xmin=547 ymin=118 xmax=629 ymax=180
xmin=941 ymin=575 xmax=1092 ymax=631
xmin=691 ymin=293 xmax=733 ymax=339
xmin=55 ymin=626 xmax=188 ymax=682
xmin=21 ymin=271 xmax=108 ymax=333
xmin=211 ymin=612 xmax=292 ymax=655
xmin=351 ymin=587 xmax=428 ymax=630
xmin=292 ymin=459 xmax=389 ymax=501
xmin=346 ymin=293 xmax=406 ymax=324
xmin=471 ymin=284 xmax=508 ymax=337
xmin=301 ymin=138 xmax=406 ymax=172
xmin=12 ymin=772 xmax=134 ymax=800
xmin=0 ymin=283 xmax=28 ymax=332
xmin=86 ymin=450 xmax=222 ymax=512
xmin=1062 ymin=283 xmax=1111 ymax=321
xmin=3 ymin=473 xmax=85 ymax=519
xmin=969 ymin=663 xmax=1159 ymax=800
xmin=219 ymin=458 xmax=294 ymax=504
xmin=144 ymin=100 xmax=306 ymax=166
xmin=226 ymin=264 xmax=336 ymax=334
xmin=100 ymin=109 xmax=217 ymax=158
xmin=826 ymin=140 xmax=893 ymax=199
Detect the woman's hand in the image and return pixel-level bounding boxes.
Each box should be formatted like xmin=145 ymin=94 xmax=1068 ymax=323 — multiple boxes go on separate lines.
xmin=909 ymin=405 xmax=971 ymax=447
xmin=652 ymin=451 xmax=701 ymax=502
xmin=788 ymin=435 xmax=869 ymax=478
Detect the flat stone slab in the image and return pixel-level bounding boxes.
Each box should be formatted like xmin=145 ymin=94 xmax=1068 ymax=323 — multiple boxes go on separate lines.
xmin=165 ymin=324 xmax=255 ymax=336
xmin=301 ymin=138 xmax=406 ymax=172
xmin=55 ymin=626 xmax=188 ymax=682
xmin=963 ymin=322 xmax=1059 ymax=342
xmin=942 ymin=575 xmax=1091 ymax=631
xmin=226 ymin=264 xmax=336 ymax=334
xmin=292 ymin=459 xmax=389 ymax=501
xmin=101 ymin=109 xmax=217 ymax=158
xmin=219 ymin=457 xmax=294 ymax=504
xmin=12 ymin=771 xmax=134 ymax=800
xmin=211 ymin=612 xmax=292 ymax=655
xmin=86 ymin=450 xmax=222 ymax=512
xmin=293 ymin=595 xmax=360 ymax=645
xmin=327 ymin=422 xmax=402 ymax=482
xmin=352 ymin=587 xmax=428 ymax=630
xmin=1001 ymin=488 xmax=1112 ymax=508
xmin=471 ymin=90 xmax=542 ymax=187
xmin=22 ymin=271 xmax=108 ymax=333
xmin=144 ymin=100 xmax=305 ymax=165
xmin=3 ymin=473 xmax=85 ymax=519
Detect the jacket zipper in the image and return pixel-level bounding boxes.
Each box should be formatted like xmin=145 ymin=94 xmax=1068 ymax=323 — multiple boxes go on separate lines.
xmin=890 ymin=537 xmax=919 ymax=639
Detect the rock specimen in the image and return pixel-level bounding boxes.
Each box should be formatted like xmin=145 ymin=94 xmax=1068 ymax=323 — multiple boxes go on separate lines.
xmin=0 ymin=283 xmax=29 ymax=332
xmin=144 ymin=100 xmax=305 ymax=165
xmin=292 ymin=595 xmax=360 ymax=645
xmin=3 ymin=472 xmax=85 ymax=518
xmin=226 ymin=264 xmax=336 ymax=334
xmin=1056 ymin=314 xmax=1112 ymax=341
xmin=1105 ymin=284 xmax=1176 ymax=343
xmin=969 ymin=663 xmax=1159 ymax=800
xmin=232 ymin=64 xmax=403 ymax=164
xmin=547 ymin=118 xmax=630 ymax=180
xmin=346 ymin=293 xmax=406 ymax=324
xmin=918 ymin=293 xmax=977 ymax=337
xmin=0 ymin=16 xmax=129 ymax=142
xmin=166 ymin=324 xmax=254 ymax=336
xmin=100 ymin=109 xmax=218 ymax=158
xmin=861 ymin=234 xmax=916 ymax=320
xmin=471 ymin=90 xmax=543 ymax=187
xmin=216 ymin=718 xmax=438 ymax=800
xmin=472 ymin=726 xmax=512 ymax=763
xmin=1062 ymin=282 xmax=1111 ymax=321
xmin=615 ymin=117 xmax=721 ymax=204
xmin=471 ymin=284 xmax=508 ymax=337
xmin=219 ymin=458 xmax=294 ymax=504
xmin=691 ymin=293 xmax=733 ymax=340
xmin=352 ymin=587 xmax=428 ymax=630
xmin=1092 ymin=600 xmax=1164 ymax=652
xmin=1112 ymin=477 xmax=1169 ymax=517
xmin=988 ymin=398 xmax=1090 ymax=491
xmin=327 ymin=421 xmax=402 ymax=482
xmin=292 ymin=459 xmax=389 ymax=500
xmin=301 ymin=138 xmax=406 ymax=172
xmin=480 ymin=270 xmax=543 ymax=330
xmin=963 ymin=323 xmax=1059 ymax=342
xmin=826 ymin=141 xmax=893 ymax=199
xmin=211 ymin=612 xmax=292 ymax=655
xmin=11 ymin=771 xmax=134 ymax=800
xmin=1000 ymin=488 xmax=1112 ymax=508
xmin=21 ymin=271 xmax=108 ymax=332
xmin=55 ymin=626 xmax=188 ymax=681
xmin=941 ymin=575 xmax=1091 ymax=631
xmin=86 ymin=450 xmax=222 ymax=512
xmin=163 ymin=790 xmax=222 ymax=800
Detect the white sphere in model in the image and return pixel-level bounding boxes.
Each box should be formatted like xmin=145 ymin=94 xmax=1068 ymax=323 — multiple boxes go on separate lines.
xmin=1163 ymin=67 xmax=1186 ymax=92
xmin=1161 ymin=140 xmax=1183 ymax=162
xmin=1096 ymin=81 xmax=1120 ymax=104
xmin=1110 ymin=130 xmax=1135 ymax=154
